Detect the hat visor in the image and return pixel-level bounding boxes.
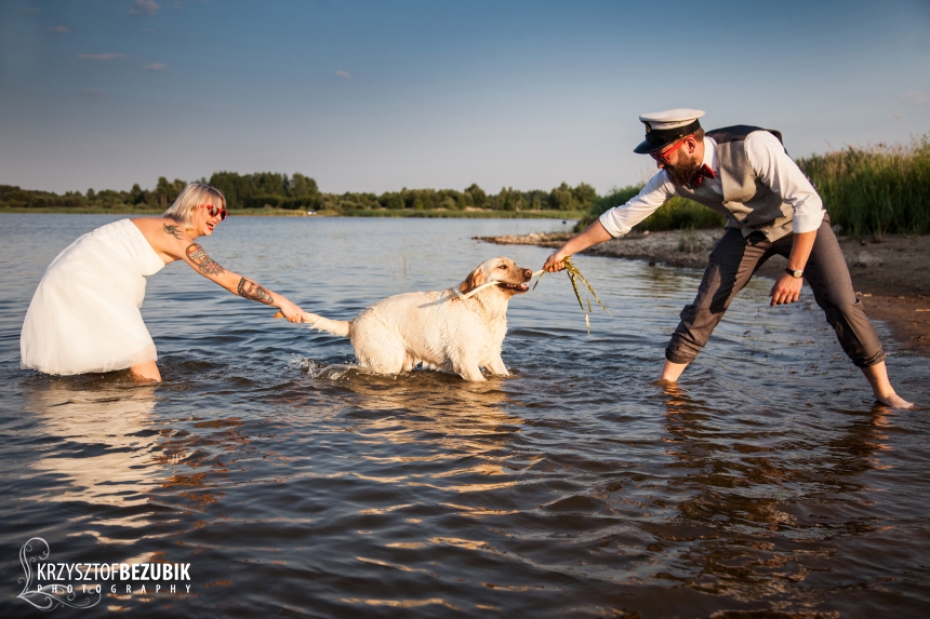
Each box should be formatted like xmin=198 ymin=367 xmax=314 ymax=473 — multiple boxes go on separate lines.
xmin=634 ymin=139 xmax=667 ymax=155
xmin=634 ymin=118 xmax=702 ymax=154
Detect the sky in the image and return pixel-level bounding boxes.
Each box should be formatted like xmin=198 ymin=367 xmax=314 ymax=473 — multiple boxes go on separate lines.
xmin=1 ymin=0 xmax=929 ymax=196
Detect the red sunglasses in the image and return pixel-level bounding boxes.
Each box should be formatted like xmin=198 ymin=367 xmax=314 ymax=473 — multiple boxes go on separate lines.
xmin=200 ymin=204 xmax=228 ymax=221
xmin=650 ymin=137 xmax=688 ymax=165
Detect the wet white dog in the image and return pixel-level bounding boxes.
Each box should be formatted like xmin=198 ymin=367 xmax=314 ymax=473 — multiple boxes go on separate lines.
xmin=291 ymin=257 xmax=533 ymax=381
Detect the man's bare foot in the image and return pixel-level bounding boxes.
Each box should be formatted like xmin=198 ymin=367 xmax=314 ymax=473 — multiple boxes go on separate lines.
xmin=861 ymin=362 xmax=911 ymax=409
xmin=875 ymin=392 xmax=914 ymax=409
xmin=660 ymin=359 xmax=688 ymax=383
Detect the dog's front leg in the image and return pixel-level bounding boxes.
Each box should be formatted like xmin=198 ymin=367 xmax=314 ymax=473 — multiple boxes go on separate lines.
xmin=487 ymin=355 xmax=510 ymax=377
xmin=454 ymin=360 xmax=486 ymax=382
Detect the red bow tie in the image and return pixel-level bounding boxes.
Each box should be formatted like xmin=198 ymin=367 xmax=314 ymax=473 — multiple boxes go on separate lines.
xmin=690 ymin=164 xmax=717 ymax=188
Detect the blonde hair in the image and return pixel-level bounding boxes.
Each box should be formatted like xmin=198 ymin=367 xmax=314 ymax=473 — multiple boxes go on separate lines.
xmin=163 ymin=183 xmax=226 ymax=228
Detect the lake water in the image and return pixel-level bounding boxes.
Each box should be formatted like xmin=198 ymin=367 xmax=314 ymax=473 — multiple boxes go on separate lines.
xmin=1 ymin=214 xmax=928 ymax=618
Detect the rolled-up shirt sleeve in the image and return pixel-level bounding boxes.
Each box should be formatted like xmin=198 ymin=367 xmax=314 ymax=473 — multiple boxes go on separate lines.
xmin=745 ymin=131 xmax=825 ymax=234
xmin=598 ymin=172 xmax=676 ymax=238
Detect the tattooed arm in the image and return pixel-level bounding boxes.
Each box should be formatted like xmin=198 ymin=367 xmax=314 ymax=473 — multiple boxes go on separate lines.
xmin=236 ymin=277 xmax=274 ymax=305
xmin=185 ymin=243 xmax=227 ymax=276
xmin=180 ymin=242 xmax=307 ymax=322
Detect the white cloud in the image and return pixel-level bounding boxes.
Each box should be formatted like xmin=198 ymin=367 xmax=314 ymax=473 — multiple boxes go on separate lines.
xmin=49 ymin=26 xmax=70 ymax=33
xmin=79 ymin=53 xmax=124 ymax=61
xmin=130 ymin=0 xmax=160 ymax=16
xmin=335 ymin=70 xmax=352 ymax=80
xmin=142 ymin=62 xmax=167 ymax=71
xmin=901 ymin=90 xmax=930 ymax=105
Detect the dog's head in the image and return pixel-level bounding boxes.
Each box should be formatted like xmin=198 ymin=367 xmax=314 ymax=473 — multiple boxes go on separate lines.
xmin=459 ymin=257 xmax=533 ymax=297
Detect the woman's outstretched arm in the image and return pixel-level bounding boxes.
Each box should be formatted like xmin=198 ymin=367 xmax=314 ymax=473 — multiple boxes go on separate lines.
xmin=181 ymin=240 xmax=306 ymax=322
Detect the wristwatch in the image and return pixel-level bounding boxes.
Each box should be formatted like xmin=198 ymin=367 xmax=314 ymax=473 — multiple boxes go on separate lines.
xmin=784 ymin=267 xmax=804 ymax=279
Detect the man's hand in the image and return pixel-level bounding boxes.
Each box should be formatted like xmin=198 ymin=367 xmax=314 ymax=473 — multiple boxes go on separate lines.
xmin=543 ymin=252 xmax=569 ymax=273
xmin=769 ymin=273 xmax=803 ymax=306
xmin=541 ymin=220 xmax=613 ymax=273
xmin=770 ymin=229 xmax=815 ymax=307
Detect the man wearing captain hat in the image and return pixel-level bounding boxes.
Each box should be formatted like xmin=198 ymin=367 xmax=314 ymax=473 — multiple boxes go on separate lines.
xmin=543 ymin=108 xmax=913 ymax=409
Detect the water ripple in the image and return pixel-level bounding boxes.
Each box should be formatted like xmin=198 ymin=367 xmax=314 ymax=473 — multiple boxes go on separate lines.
xmin=1 ymin=215 xmax=928 ymax=618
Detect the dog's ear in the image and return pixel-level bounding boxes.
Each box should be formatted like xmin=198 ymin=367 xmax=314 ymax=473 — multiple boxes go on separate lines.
xmin=460 ymin=267 xmax=484 ymax=294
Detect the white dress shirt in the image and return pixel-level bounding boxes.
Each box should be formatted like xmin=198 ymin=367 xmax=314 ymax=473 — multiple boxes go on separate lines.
xmin=599 ymin=131 xmax=825 ymax=238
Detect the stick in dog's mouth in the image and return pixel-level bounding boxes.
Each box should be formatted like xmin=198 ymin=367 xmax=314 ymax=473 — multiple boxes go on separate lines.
xmin=274 ymin=269 xmax=542 ymax=319
xmin=496 ymin=282 xmax=531 ymax=292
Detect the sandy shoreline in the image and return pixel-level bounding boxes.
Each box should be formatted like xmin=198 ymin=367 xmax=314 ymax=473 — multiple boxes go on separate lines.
xmin=477 ymin=229 xmax=930 ymax=355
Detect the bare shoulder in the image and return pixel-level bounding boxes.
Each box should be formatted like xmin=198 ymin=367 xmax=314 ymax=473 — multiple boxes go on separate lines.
xmin=130 ymin=216 xmax=175 ymax=233
xmin=130 ymin=217 xmax=188 ymax=260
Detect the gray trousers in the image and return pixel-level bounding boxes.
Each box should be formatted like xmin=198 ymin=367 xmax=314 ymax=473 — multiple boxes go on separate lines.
xmin=665 ymin=220 xmax=886 ymax=368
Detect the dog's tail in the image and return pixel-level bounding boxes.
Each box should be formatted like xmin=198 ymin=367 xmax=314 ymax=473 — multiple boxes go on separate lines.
xmin=273 ymin=311 xmax=351 ymax=337
xmin=303 ymin=312 xmax=351 ymax=337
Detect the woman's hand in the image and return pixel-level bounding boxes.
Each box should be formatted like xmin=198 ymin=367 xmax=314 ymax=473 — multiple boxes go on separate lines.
xmin=276 ymin=298 xmax=307 ymax=323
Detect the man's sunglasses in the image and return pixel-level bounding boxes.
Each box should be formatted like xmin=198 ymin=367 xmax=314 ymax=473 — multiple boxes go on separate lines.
xmin=650 ymin=137 xmax=688 ymax=165
xmin=200 ymin=204 xmax=228 ymax=221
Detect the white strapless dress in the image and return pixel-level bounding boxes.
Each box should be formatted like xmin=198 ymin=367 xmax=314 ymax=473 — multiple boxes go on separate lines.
xmin=21 ymin=219 xmax=166 ymax=375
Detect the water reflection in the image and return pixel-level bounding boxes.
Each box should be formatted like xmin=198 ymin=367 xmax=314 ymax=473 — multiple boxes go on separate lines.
xmin=23 ymin=381 xmax=160 ymax=512
xmin=21 ymin=377 xmax=257 ymax=521
xmin=309 ymin=368 xmax=525 ymax=494
xmin=4 ymin=216 xmax=929 ymax=617
xmin=658 ymin=383 xmax=896 ymax=607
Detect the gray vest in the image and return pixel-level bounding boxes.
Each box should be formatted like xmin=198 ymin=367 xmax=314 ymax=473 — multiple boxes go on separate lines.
xmin=675 ymin=125 xmax=794 ymax=241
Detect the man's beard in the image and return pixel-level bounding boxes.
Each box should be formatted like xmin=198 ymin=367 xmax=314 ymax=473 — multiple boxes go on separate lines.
xmin=666 ymin=152 xmax=701 ymax=186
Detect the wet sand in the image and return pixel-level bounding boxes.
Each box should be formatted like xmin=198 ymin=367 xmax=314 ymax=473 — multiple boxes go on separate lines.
xmin=477 ymin=229 xmax=930 ymax=354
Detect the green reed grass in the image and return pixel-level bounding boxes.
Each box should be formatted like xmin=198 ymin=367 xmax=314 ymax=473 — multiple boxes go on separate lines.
xmin=534 ymin=257 xmax=610 ymax=334
xmin=575 ymin=135 xmax=930 ymax=237
xmin=632 ymin=197 xmax=726 ymax=232
xmin=574 ymin=187 xmax=724 ymax=233
xmin=797 ymin=135 xmax=930 ymax=236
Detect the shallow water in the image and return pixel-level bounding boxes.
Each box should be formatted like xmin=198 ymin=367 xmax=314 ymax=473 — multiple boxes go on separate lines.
xmin=1 ymin=214 xmax=928 ymax=618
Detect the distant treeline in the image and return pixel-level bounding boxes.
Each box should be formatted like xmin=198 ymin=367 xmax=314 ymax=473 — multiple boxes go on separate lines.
xmin=3 ymin=135 xmax=928 ymax=236
xmin=0 ymin=172 xmax=599 ymax=215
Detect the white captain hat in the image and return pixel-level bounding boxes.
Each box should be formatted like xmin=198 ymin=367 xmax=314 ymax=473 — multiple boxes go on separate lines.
xmin=633 ymin=108 xmax=705 ymax=154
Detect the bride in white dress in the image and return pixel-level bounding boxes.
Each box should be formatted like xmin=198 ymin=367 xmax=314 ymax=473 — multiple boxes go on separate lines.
xmin=20 ymin=184 xmax=309 ymax=382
